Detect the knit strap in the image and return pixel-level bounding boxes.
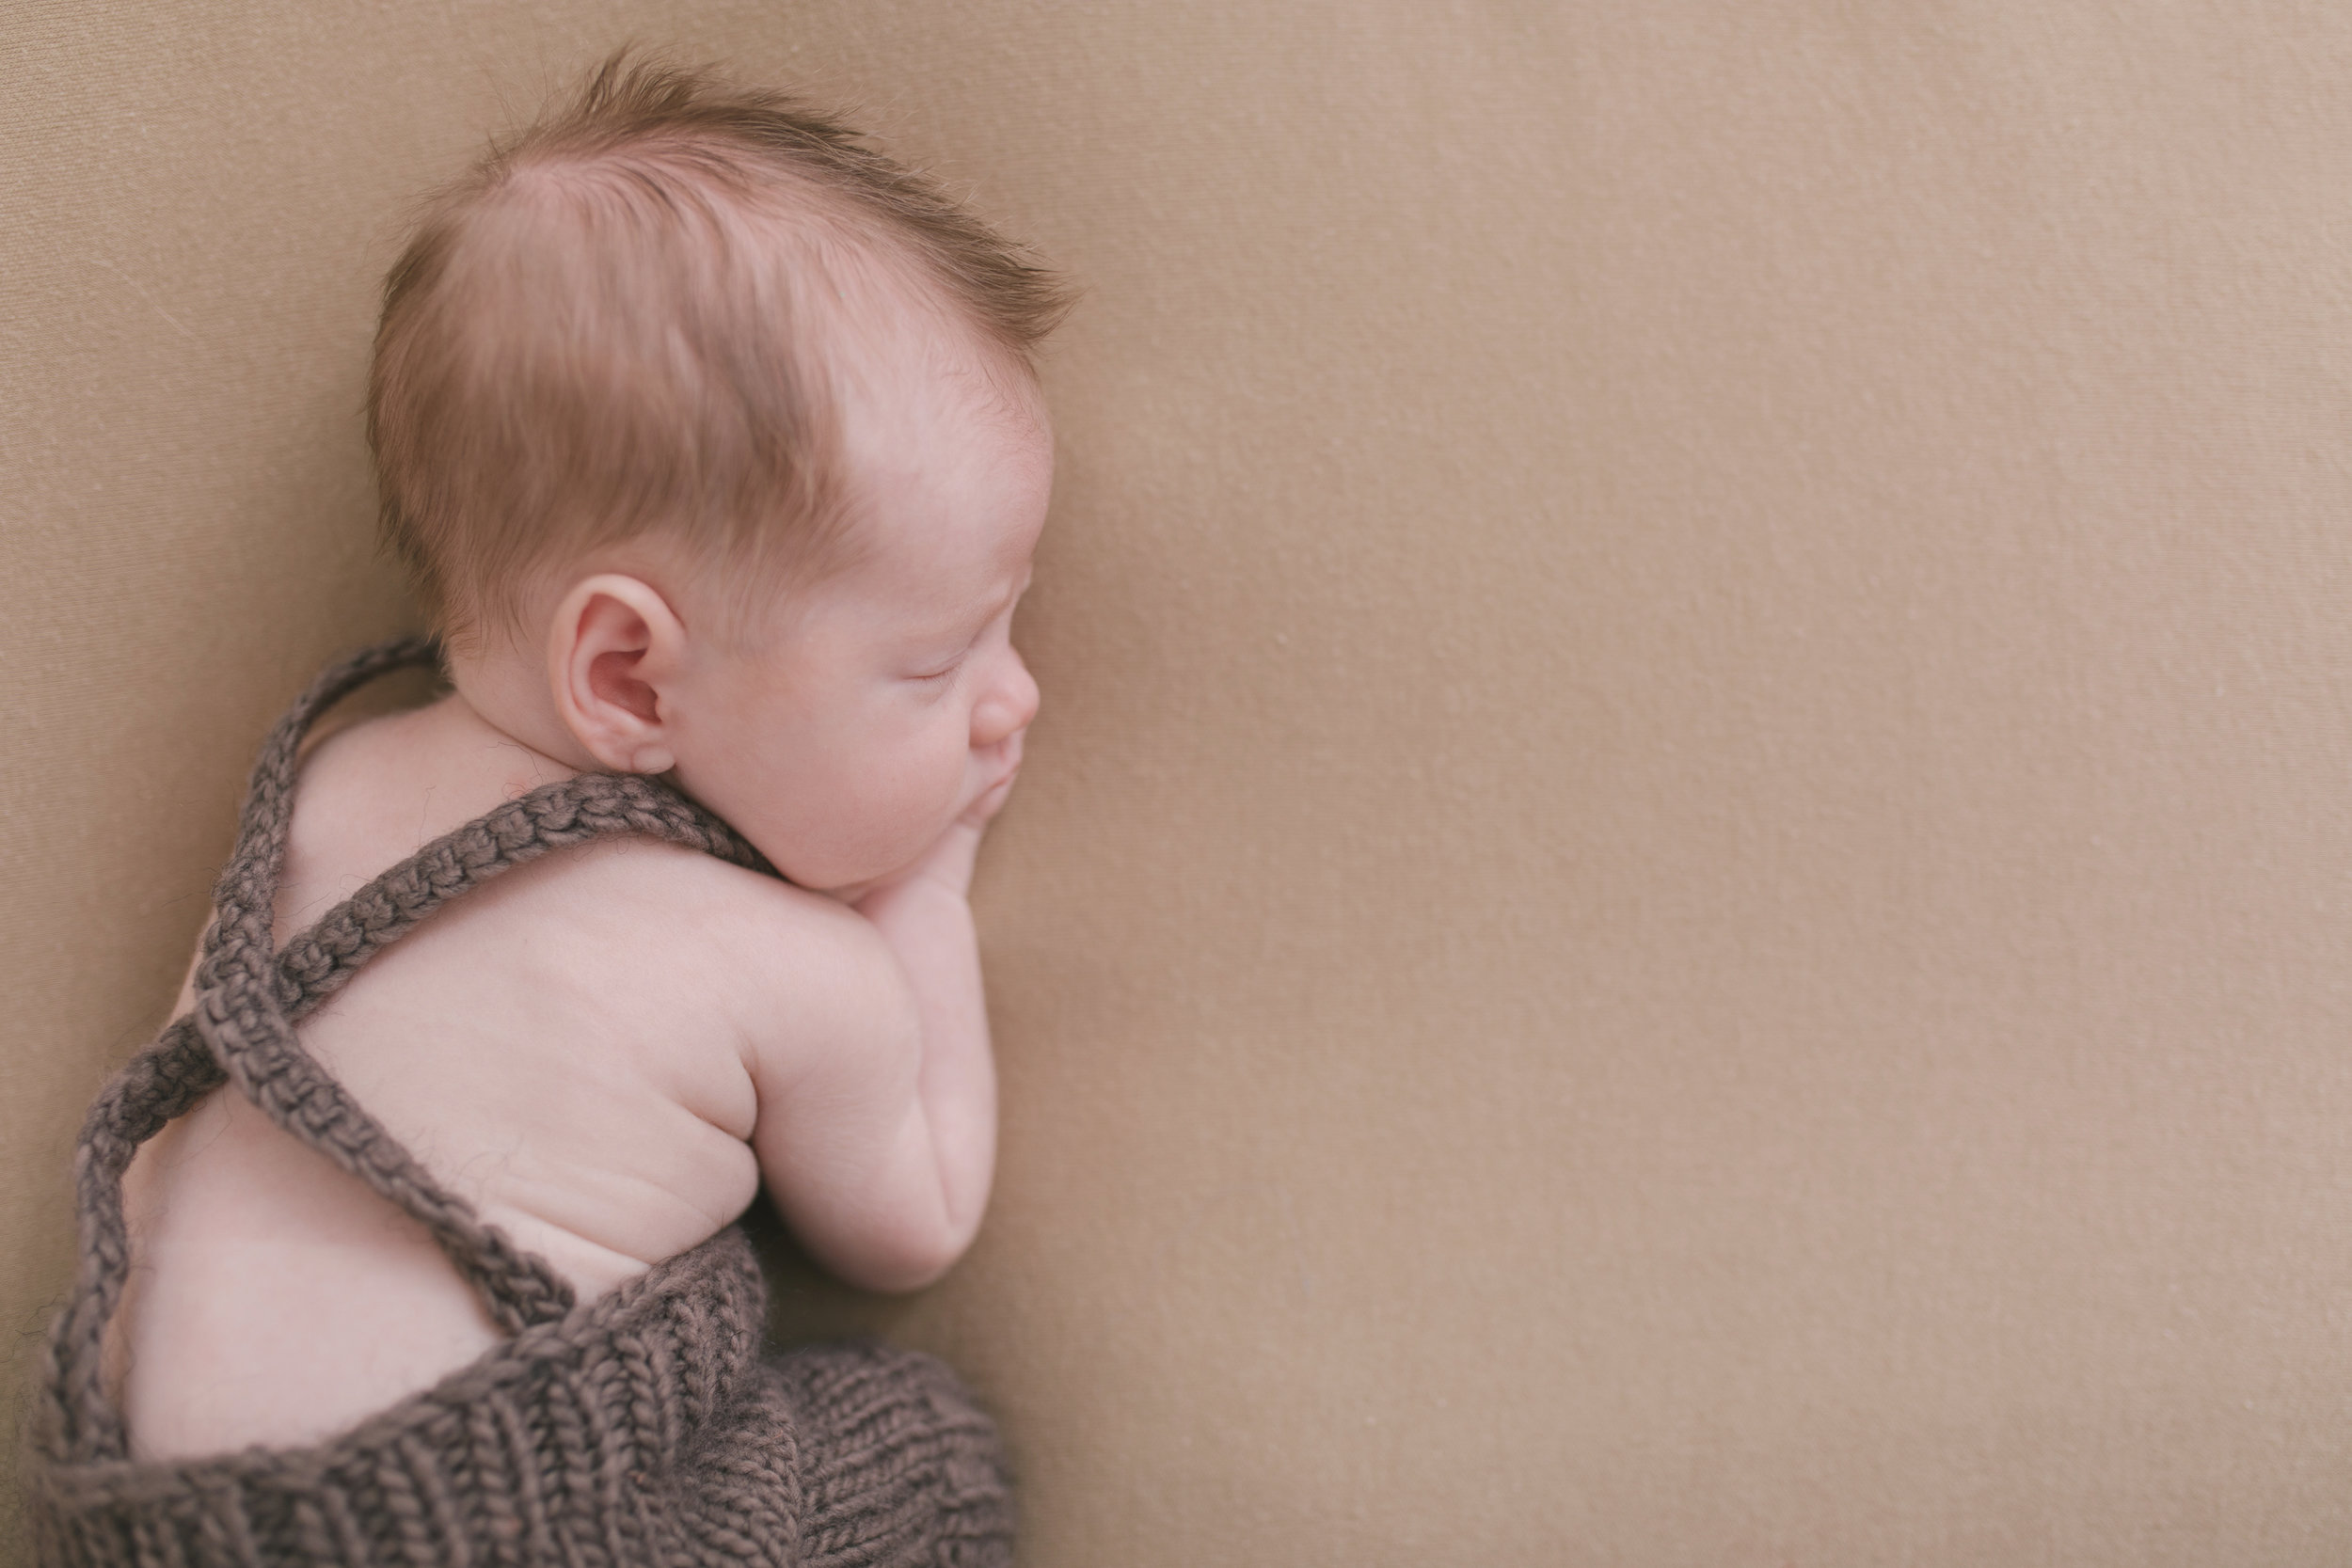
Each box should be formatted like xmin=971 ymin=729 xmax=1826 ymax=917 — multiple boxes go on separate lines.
xmin=47 ymin=638 xmax=775 ymax=1465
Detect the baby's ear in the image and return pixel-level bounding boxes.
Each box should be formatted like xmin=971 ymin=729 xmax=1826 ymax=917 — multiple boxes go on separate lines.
xmin=547 ymin=574 xmax=688 ymax=774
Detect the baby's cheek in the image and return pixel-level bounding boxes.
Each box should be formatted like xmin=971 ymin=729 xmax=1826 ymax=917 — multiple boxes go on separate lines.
xmin=855 ymin=746 xmax=959 ymax=837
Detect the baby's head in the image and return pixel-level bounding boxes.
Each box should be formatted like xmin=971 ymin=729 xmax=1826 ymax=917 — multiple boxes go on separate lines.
xmin=368 ymin=55 xmax=1073 ymax=891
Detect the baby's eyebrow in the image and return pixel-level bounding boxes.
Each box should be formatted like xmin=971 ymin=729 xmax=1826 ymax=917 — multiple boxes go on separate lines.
xmin=933 ymin=587 xmax=1013 ymax=642
xmin=987 ymin=571 xmax=1032 ymax=618
xmin=911 ymin=570 xmax=1028 ymax=649
xmin=903 ymin=602 xmax=994 ymax=651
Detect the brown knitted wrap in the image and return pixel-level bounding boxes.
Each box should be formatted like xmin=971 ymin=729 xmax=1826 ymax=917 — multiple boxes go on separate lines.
xmin=23 ymin=640 xmax=1016 ymax=1567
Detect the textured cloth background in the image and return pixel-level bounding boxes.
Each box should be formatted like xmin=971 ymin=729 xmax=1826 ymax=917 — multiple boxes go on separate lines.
xmin=10 ymin=2 xmax=2352 ymax=1563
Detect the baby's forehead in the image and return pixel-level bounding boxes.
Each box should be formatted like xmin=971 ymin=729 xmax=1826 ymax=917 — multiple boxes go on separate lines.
xmin=814 ymin=277 xmax=1047 ymax=453
xmin=798 ymin=238 xmax=1038 ymax=400
xmin=690 ymin=192 xmax=1054 ymax=499
xmin=822 ymin=312 xmax=1050 ymax=562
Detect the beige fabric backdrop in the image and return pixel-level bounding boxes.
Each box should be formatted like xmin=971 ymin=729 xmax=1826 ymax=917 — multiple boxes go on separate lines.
xmin=10 ymin=1 xmax=2352 ymax=1561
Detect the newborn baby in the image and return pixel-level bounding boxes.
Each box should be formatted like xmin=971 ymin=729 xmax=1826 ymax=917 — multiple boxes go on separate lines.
xmin=108 ymin=57 xmax=1067 ymax=1462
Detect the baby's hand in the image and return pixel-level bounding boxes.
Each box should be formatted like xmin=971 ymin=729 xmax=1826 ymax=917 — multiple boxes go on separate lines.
xmin=850 ymin=734 xmax=1023 ymax=909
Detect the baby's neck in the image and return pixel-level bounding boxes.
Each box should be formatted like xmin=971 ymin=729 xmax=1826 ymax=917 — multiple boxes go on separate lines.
xmin=431 ymin=689 xmax=582 ymax=799
xmin=266 ymin=689 xmax=587 ymax=951
xmin=443 ymin=644 xmax=596 ymax=775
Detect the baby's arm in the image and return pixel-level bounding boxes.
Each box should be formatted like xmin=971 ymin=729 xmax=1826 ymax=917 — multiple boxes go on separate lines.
xmin=742 ymin=816 xmax=1000 ymax=1292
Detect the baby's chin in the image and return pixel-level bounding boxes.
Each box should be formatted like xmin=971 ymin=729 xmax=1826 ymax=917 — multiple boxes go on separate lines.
xmin=759 ymin=828 xmax=949 ymax=901
xmin=714 ymin=781 xmax=983 ymax=895
xmin=758 ymin=844 xmax=875 ymax=898
xmin=797 ymin=862 xmax=913 ymax=906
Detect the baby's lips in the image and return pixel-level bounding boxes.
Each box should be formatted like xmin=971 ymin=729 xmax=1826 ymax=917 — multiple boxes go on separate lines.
xmin=962 ymin=760 xmax=1022 ymax=825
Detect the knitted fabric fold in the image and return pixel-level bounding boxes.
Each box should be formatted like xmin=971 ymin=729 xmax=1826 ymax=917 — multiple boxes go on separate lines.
xmin=23 ymin=640 xmax=1015 ymax=1567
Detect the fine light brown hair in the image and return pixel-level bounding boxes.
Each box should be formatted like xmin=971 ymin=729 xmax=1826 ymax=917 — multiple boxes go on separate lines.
xmin=367 ymin=51 xmax=1073 ymax=647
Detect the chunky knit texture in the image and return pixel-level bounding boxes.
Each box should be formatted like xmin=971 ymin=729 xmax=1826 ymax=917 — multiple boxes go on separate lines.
xmin=24 ymin=639 xmax=1017 ymax=1567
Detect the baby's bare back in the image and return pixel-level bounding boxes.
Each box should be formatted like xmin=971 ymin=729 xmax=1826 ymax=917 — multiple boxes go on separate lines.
xmin=112 ymin=697 xmax=872 ymax=1460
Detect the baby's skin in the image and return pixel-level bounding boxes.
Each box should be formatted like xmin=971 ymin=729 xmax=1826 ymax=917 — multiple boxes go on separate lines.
xmin=112 ymin=304 xmax=1048 ymax=1460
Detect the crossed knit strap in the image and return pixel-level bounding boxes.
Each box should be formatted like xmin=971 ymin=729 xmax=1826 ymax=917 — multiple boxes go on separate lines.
xmin=46 ymin=638 xmax=777 ymax=1465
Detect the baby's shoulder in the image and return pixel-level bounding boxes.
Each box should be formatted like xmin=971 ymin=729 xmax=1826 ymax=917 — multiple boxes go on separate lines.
xmin=526 ymin=832 xmax=910 ymax=1091
xmin=562 ymin=821 xmax=879 ymax=968
xmin=285 ymin=699 xmax=888 ymax=981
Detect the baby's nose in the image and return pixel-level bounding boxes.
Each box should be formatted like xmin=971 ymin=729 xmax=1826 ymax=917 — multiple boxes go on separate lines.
xmin=972 ymin=652 xmax=1040 ymax=749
